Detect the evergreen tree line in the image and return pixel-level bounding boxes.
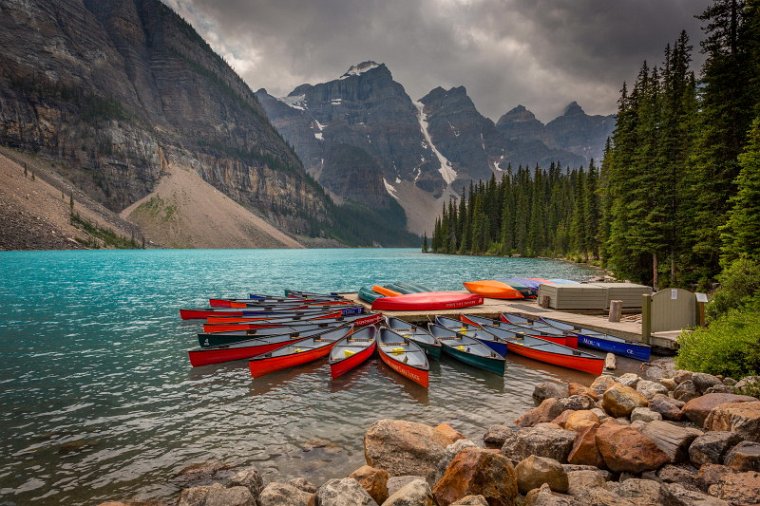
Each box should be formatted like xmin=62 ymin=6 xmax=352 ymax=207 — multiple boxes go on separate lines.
xmin=429 ymin=0 xmax=760 ymax=288
xmin=426 ymin=162 xmax=602 ymax=260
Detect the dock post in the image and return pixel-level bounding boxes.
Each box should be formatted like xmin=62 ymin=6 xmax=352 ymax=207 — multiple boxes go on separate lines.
xmin=641 ymin=294 xmax=652 ymax=345
xmin=609 ymin=300 xmax=622 ymax=322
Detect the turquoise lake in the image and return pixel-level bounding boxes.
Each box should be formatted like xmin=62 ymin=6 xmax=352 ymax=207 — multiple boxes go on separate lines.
xmin=0 ymin=248 xmax=602 ymax=504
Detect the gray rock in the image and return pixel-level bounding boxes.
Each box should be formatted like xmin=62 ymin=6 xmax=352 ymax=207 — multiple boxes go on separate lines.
xmin=655 ymin=464 xmax=700 ymax=490
xmin=533 ymin=382 xmax=569 ymax=406
xmin=692 ymin=373 xmax=723 ymax=394
xmin=259 ymin=482 xmax=312 ymax=506
xmin=631 ymin=407 xmax=663 ymax=423
xmin=617 ymin=373 xmax=641 ymax=388
xmin=636 ymin=380 xmax=669 ymax=400
xmin=648 ymin=394 xmax=684 ymax=421
xmin=661 ymin=482 xmax=729 ymax=506
xmin=674 ymin=370 xmax=693 ymax=385
xmin=483 ymin=425 xmax=513 ymax=449
xmin=562 ymin=464 xmax=612 ymax=481
xmin=381 ymin=478 xmax=433 ymax=506
xmin=584 ymin=486 xmax=638 ymax=506
xmin=704 ymin=384 xmax=731 ymax=394
xmin=733 ymin=375 xmax=760 ymax=397
xmin=689 ymin=432 xmax=743 ymax=466
xmin=724 ymin=441 xmax=760 ymax=472
xmin=659 ymin=378 xmax=677 ymax=391
xmin=673 ymin=380 xmax=699 ymax=402
xmin=178 ymin=483 xmax=255 ymax=506
xmin=606 ymin=478 xmax=663 ymax=505
xmin=566 ymin=469 xmax=607 ymax=497
xmin=643 ymin=358 xmax=677 ymax=381
xmin=501 ymin=423 xmax=576 ymax=464
xmin=558 ymin=395 xmax=596 ymax=412
xmin=316 ymin=478 xmax=377 ymax=506
xmin=590 ymin=407 xmax=609 ymax=422
xmin=174 ymin=460 xmax=232 ymax=489
xmin=723 ymin=377 xmax=738 ymax=387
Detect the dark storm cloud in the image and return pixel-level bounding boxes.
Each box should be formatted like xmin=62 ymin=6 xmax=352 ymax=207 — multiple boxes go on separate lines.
xmin=163 ymin=0 xmax=711 ymax=121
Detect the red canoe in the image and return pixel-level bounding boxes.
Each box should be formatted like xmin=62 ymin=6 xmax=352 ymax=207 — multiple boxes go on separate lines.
xmin=248 ymin=325 xmax=352 ymax=378
xmin=187 ymin=327 xmax=330 ymax=367
xmin=209 ymin=298 xmax=352 ymax=308
xmin=482 ymin=324 xmax=604 ymax=376
xmin=377 ymin=328 xmax=430 ymax=388
xmin=329 ymin=326 xmax=377 ymax=379
xmin=371 ymin=291 xmax=483 ymax=312
xmin=461 ymin=314 xmax=578 ymax=349
xmin=203 ymin=312 xmax=382 ymax=334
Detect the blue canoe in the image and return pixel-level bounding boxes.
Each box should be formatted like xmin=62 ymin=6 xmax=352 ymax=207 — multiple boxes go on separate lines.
xmin=540 ymin=317 xmax=651 ymax=362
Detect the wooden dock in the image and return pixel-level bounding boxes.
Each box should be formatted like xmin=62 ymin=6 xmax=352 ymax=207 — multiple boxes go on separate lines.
xmin=343 ymin=292 xmax=678 ymax=352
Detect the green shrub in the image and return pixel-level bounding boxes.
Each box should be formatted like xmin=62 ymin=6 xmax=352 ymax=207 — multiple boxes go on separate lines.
xmin=677 ymin=295 xmax=760 ymax=377
xmin=706 ymin=257 xmax=760 ymax=321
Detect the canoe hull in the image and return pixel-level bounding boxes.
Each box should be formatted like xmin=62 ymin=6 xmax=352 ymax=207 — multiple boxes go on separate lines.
xmin=372 ymin=292 xmax=483 ymax=311
xmin=378 ymin=349 xmax=429 ymax=388
xmin=415 ymin=340 xmax=442 ymax=360
xmin=576 ymin=334 xmax=651 ymax=362
xmin=441 ymin=346 xmax=505 ymax=375
xmin=506 ymin=342 xmax=604 ymax=375
xmin=330 ymin=341 xmax=377 ymax=379
xmin=463 ymin=280 xmax=524 ymax=300
xmin=249 ymin=345 xmax=334 ymax=378
xmin=188 ymin=340 xmax=295 ymax=367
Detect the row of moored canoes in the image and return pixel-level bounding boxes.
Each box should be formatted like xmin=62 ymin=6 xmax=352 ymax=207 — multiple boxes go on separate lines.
xmin=179 ymin=290 xmax=651 ymax=387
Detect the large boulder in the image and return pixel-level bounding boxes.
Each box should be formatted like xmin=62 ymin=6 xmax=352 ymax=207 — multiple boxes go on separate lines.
xmin=595 ymin=420 xmax=669 ymax=473
xmin=382 ymin=478 xmax=434 ymax=506
xmin=567 ymin=425 xmax=604 ymax=468
xmin=259 ymin=482 xmax=313 ymax=506
xmin=315 ymin=478 xmax=377 ymax=506
xmin=682 ymin=393 xmax=757 ymax=426
xmin=640 ymin=421 xmax=703 ymax=463
xmin=689 ymin=432 xmax=743 ymax=466
xmin=708 ymin=470 xmax=760 ymax=505
xmin=349 ymin=465 xmax=389 ymax=504
xmin=602 ymin=384 xmax=649 ymax=418
xmin=724 ymin=441 xmax=760 ymax=472
xmin=501 ymin=423 xmax=576 ymax=464
xmin=648 ymin=394 xmax=684 ymax=421
xmin=514 ymin=456 xmax=568 ymax=495
xmin=431 ymin=439 xmax=478 ymax=484
xmin=364 ymin=420 xmax=461 ymax=476
xmin=704 ymin=401 xmax=760 ymax=442
xmin=177 ymin=483 xmax=255 ymax=506
xmin=532 ymin=382 xmax=569 ymax=406
xmin=432 ymin=448 xmax=518 ymax=506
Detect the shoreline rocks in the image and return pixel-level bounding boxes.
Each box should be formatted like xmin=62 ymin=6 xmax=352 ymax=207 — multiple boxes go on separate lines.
xmin=99 ymin=365 xmax=760 ymax=506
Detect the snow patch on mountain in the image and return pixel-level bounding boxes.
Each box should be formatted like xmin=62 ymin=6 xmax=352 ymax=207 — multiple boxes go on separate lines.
xmin=281 ymin=94 xmax=306 ymax=110
xmin=340 ymin=61 xmax=380 ymax=79
xmin=415 ymin=101 xmax=457 ymax=185
xmin=383 ymin=178 xmax=400 ymax=200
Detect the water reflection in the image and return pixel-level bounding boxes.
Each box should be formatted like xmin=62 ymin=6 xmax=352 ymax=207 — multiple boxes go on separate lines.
xmin=376 ymin=360 xmax=430 ymax=405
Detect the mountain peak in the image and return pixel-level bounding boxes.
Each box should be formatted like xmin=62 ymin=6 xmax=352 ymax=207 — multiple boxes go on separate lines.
xmin=562 ymin=101 xmax=585 ymax=116
xmin=339 ymin=61 xmax=386 ymax=79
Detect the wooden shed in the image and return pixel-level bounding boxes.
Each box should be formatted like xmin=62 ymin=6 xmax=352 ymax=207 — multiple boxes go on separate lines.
xmin=602 ymin=283 xmax=653 ymax=310
xmin=537 ymin=283 xmax=608 ymax=311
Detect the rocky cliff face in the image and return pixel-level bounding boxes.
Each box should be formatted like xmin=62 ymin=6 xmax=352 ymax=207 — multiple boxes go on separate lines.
xmin=0 ymin=0 xmax=332 ymax=236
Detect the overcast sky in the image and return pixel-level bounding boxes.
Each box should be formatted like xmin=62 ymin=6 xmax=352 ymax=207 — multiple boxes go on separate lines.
xmin=163 ymin=0 xmax=711 ymax=122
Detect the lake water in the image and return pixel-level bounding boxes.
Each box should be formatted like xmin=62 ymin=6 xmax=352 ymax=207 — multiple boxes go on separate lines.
xmin=0 ymin=249 xmax=601 ymax=505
